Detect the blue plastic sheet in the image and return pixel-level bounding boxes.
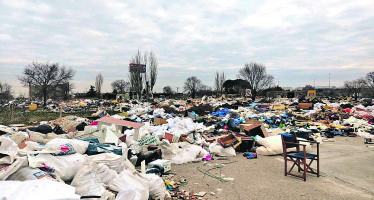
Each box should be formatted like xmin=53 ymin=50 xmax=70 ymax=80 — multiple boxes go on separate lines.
xmin=211 ymin=108 xmax=231 ymax=117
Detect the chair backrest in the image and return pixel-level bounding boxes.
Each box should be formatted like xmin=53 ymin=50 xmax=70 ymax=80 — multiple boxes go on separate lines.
xmin=282 ymin=133 xmax=297 ymax=149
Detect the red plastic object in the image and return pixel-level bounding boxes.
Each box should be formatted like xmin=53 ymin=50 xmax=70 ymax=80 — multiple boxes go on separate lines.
xmin=164 ymin=132 xmax=173 ymax=143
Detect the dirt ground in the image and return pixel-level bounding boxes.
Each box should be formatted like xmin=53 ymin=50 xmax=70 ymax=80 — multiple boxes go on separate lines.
xmin=171 ymin=137 xmax=374 ymax=200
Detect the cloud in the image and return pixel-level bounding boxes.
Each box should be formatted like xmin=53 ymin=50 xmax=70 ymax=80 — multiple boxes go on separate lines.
xmin=0 ymin=0 xmax=373 ymax=96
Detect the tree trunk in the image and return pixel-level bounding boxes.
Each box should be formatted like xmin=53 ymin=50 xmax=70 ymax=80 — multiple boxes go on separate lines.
xmin=252 ymin=90 xmax=257 ymax=102
xmin=43 ymin=90 xmax=47 ymax=107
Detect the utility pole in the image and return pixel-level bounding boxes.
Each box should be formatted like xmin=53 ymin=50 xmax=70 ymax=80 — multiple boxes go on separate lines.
xmin=329 ymin=73 xmax=331 ymax=89
xmin=314 ymin=77 xmax=316 ymax=88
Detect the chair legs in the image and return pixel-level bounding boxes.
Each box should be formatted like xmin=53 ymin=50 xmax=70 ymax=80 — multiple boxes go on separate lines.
xmin=285 ymin=158 xmax=287 ymax=176
xmin=317 ymin=157 xmax=320 ymax=177
xmin=284 ymin=157 xmax=319 ymax=181
xmin=303 ymin=158 xmax=306 ymax=181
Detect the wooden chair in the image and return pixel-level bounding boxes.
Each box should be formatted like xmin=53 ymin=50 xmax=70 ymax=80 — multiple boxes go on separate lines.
xmin=281 ymin=133 xmax=319 ymax=181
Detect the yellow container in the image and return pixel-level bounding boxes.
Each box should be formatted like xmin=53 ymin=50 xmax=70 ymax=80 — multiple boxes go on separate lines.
xmin=29 ymin=104 xmax=37 ymax=111
xmin=273 ymin=105 xmax=285 ymax=110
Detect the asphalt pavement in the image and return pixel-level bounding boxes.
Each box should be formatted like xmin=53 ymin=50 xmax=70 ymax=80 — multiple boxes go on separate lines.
xmin=172 ymin=136 xmax=374 ymax=199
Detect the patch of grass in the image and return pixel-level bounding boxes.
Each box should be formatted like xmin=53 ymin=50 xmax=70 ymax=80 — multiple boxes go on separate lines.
xmin=0 ymin=107 xmax=99 ymax=126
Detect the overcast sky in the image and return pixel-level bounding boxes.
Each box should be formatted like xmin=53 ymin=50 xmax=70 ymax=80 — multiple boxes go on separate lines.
xmin=1 ymin=0 xmax=373 ymax=95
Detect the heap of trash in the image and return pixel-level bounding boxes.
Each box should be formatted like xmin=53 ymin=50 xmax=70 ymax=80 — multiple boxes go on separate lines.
xmin=0 ymin=96 xmax=374 ymax=199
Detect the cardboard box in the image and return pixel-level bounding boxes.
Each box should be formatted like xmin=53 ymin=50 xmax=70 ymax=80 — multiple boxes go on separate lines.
xmin=243 ymin=124 xmax=268 ymax=138
xmin=240 ymin=119 xmax=264 ymax=132
xmin=154 ymin=117 xmax=167 ymax=125
xmin=298 ymin=103 xmax=313 ymax=109
xmin=245 ymin=119 xmax=263 ymax=124
xmin=149 ymin=159 xmax=171 ymax=172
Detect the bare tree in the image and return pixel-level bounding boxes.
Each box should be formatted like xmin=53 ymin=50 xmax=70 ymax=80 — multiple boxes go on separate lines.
xmin=214 ymin=72 xmax=226 ymax=95
xmin=238 ymin=62 xmax=274 ymax=100
xmin=344 ymin=78 xmax=366 ymax=101
xmin=219 ymin=72 xmax=225 ymax=95
xmin=95 ymin=73 xmax=104 ymax=98
xmin=184 ymin=76 xmax=203 ymax=98
xmin=364 ymin=72 xmax=374 ymax=97
xmin=148 ymin=51 xmax=158 ymax=98
xmin=111 ymin=79 xmax=130 ymax=94
xmin=18 ymin=61 xmax=75 ymax=106
xmin=163 ymin=86 xmax=173 ymax=94
xmin=129 ymin=50 xmax=143 ymax=100
xmin=215 ymin=72 xmax=220 ymax=95
xmin=0 ymin=82 xmax=13 ymax=102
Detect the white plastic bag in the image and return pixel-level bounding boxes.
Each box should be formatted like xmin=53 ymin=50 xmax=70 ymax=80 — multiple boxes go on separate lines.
xmin=71 ymin=159 xmax=115 ymax=200
xmin=93 ymin=161 xmax=149 ymax=200
xmin=0 ymin=180 xmax=80 ymax=200
xmin=146 ymin=174 xmax=168 ymax=200
xmin=90 ymin=153 xmax=135 ymax=174
xmin=209 ymin=141 xmax=236 ymax=157
xmin=110 ymin=170 xmax=149 ymax=200
xmin=0 ymin=136 xmax=19 ymax=165
xmin=159 ymin=140 xmax=175 ymax=160
xmin=171 ymin=143 xmax=209 ymax=164
xmin=28 ymin=153 xmax=85 ymax=181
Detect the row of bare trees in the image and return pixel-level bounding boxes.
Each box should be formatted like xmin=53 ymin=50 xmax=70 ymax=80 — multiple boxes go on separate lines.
xmin=344 ymin=72 xmax=374 ymax=101
xmin=15 ymin=55 xmax=373 ymax=105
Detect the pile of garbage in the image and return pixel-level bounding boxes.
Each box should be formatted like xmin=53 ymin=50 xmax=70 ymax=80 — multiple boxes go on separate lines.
xmin=1 ymin=97 xmax=374 ymax=199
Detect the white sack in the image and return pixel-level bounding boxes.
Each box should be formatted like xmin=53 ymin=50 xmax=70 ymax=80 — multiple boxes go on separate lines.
xmin=0 ymin=180 xmax=80 ymax=200
xmin=146 ymin=174 xmax=168 ymax=200
xmin=18 ymin=141 xmax=45 ymax=156
xmin=0 ymin=157 xmax=28 ymax=180
xmin=111 ymin=170 xmax=149 ymax=200
xmin=45 ymin=138 xmax=89 ymax=155
xmin=71 ymin=160 xmax=115 ymax=200
xmin=0 ymin=136 xmax=19 ymax=165
xmin=90 ymin=153 xmax=135 ymax=174
xmin=256 ymin=135 xmax=311 ymax=156
xmin=7 ymin=167 xmax=56 ymax=181
xmin=28 ymin=153 xmax=85 ymax=181
xmin=94 ymin=164 xmax=149 ymax=200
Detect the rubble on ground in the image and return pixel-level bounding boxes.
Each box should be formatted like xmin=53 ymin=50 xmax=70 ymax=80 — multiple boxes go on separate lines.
xmin=0 ymin=97 xmax=373 ymax=199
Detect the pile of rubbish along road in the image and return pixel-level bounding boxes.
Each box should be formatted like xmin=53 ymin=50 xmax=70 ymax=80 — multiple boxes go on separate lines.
xmin=0 ymin=97 xmax=374 ymax=199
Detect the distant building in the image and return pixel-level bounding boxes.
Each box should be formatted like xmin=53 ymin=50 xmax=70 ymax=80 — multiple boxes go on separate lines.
xmin=281 ymin=87 xmax=293 ymax=91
